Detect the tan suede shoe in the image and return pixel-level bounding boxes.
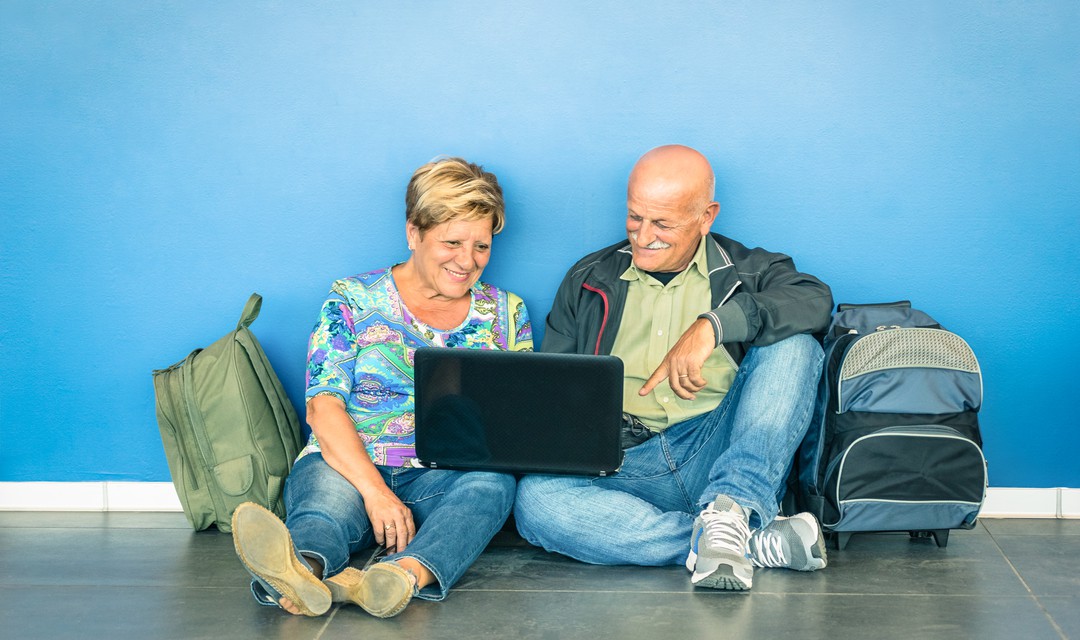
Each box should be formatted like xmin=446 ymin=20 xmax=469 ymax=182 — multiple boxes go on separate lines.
xmin=325 ymin=562 xmax=416 ymax=618
xmin=231 ymin=502 xmax=331 ymax=616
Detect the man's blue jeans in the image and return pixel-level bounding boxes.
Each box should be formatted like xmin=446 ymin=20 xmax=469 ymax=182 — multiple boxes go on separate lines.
xmin=277 ymin=453 xmax=515 ymax=601
xmin=514 ymin=333 xmax=823 ymax=567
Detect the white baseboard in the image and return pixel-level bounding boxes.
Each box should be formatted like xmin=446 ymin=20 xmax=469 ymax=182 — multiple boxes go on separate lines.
xmin=0 ymin=482 xmax=182 ymax=512
xmin=982 ymin=487 xmax=1080 ymax=518
xmin=0 ymin=483 xmax=1077 ymax=517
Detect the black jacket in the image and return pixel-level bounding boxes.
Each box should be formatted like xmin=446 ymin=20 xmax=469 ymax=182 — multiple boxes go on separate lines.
xmin=541 ymin=233 xmax=833 ymax=365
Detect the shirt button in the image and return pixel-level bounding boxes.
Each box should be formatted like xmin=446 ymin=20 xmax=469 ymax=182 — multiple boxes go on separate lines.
xmin=657 ymin=330 xmax=663 ymax=336
xmin=662 ymin=397 xmax=670 ymax=403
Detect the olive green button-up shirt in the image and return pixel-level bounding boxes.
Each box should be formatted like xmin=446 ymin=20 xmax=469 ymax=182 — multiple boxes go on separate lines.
xmin=611 ymin=238 xmax=737 ymax=431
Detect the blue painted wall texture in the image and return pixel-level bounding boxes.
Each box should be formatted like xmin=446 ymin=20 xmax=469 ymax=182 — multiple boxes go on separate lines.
xmin=2 ymin=2 xmax=1078 ymax=487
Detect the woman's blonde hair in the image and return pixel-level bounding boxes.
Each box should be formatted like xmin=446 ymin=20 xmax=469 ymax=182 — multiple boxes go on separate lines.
xmin=405 ymin=157 xmax=505 ymax=234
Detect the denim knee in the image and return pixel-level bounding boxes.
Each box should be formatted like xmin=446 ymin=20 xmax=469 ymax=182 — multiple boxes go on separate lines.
xmin=513 ymin=476 xmax=542 ymax=532
xmin=759 ymin=334 xmax=823 ymax=375
xmin=285 ymin=454 xmax=366 ymax=524
xmin=513 ymin=475 xmax=573 ymax=543
xmin=514 ymin=475 xmax=552 ymax=511
xmin=283 ymin=454 xmax=372 ymax=574
xmin=462 ymin=470 xmax=517 ymax=492
xmin=454 ymin=471 xmax=516 ymax=515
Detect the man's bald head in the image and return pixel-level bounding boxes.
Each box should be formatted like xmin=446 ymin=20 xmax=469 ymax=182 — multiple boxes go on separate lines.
xmin=624 ymin=145 xmax=719 ymax=273
xmin=628 ymin=145 xmax=716 ymax=213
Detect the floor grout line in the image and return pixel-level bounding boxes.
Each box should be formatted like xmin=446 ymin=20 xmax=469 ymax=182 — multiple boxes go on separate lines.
xmin=312 ymin=605 xmax=340 ymax=640
xmin=984 ymin=521 xmax=1070 ymax=640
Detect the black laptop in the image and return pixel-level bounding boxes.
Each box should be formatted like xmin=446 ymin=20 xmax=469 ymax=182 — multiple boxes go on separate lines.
xmin=413 ymin=348 xmax=624 ymax=476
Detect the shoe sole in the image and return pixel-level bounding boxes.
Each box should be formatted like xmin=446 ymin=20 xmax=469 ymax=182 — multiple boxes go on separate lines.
xmin=687 ymin=549 xmax=753 ymax=591
xmin=231 ymin=503 xmax=331 ymax=616
xmin=692 ymin=562 xmax=752 ymax=591
xmin=326 ymin=564 xmax=413 ymax=618
xmin=808 ymin=519 xmax=828 ymax=570
xmin=791 ymin=513 xmax=828 ymax=571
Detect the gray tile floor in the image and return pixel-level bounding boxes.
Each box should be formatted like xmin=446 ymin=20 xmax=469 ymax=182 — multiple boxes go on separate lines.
xmin=1 ymin=512 xmax=1077 ymax=639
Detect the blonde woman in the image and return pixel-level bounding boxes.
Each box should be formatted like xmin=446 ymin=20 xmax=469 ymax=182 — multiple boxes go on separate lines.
xmin=232 ymin=157 xmax=532 ymax=618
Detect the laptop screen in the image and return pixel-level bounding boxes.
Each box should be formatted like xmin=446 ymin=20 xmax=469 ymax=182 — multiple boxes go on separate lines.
xmin=414 ymin=348 xmax=624 ymax=476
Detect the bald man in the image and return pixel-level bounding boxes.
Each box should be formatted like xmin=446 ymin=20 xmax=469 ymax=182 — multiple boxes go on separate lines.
xmin=514 ymin=145 xmax=834 ymax=591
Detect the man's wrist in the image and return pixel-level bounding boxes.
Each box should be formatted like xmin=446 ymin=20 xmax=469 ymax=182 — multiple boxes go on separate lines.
xmin=699 ymin=303 xmax=750 ymax=345
xmin=696 ymin=312 xmax=723 ymax=348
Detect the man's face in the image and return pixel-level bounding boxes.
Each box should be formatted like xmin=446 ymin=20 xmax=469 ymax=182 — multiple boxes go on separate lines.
xmin=625 ymin=182 xmax=712 ymax=273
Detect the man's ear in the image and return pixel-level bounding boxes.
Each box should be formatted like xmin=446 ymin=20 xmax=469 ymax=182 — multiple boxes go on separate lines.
xmin=701 ymin=201 xmax=720 ymax=232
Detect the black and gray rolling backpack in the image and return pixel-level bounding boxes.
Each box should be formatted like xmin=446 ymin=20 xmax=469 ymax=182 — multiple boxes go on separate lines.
xmin=796 ymin=301 xmax=987 ymax=550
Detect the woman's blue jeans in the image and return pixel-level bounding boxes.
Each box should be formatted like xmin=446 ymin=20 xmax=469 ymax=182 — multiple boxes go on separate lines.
xmin=514 ymin=333 xmax=823 ymax=567
xmin=278 ymin=453 xmax=515 ymax=601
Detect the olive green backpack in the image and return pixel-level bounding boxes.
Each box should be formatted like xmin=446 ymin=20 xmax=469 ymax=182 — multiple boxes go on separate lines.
xmin=152 ymin=293 xmax=303 ymax=531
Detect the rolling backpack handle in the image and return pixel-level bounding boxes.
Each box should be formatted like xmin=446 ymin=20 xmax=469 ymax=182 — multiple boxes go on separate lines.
xmin=835 ymin=300 xmax=910 ymax=313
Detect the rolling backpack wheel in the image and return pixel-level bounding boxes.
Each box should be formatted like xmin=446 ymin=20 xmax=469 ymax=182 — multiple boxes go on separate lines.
xmin=909 ymin=529 xmax=950 ymax=548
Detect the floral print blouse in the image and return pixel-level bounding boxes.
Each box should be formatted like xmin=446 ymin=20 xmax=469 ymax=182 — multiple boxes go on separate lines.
xmin=303 ymin=266 xmax=533 ymax=466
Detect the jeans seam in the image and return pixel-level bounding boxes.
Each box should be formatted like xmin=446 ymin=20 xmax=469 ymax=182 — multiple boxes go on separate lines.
xmin=659 ymin=434 xmax=696 ymax=513
xmin=676 ymin=398 xmax=732 ymax=510
xmin=702 ymin=335 xmax=822 ymax=523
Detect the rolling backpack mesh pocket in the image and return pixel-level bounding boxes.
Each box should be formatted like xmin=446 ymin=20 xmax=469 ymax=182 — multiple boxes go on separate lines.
xmin=837 ymin=329 xmax=982 ymax=416
xmin=840 ymin=329 xmax=979 ymax=378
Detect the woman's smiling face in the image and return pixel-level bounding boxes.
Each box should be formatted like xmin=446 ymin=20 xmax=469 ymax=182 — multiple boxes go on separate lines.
xmin=406 ymin=217 xmax=493 ymax=301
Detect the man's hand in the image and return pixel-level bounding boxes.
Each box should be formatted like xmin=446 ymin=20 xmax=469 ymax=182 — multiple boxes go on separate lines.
xmin=639 ymin=318 xmax=717 ymax=401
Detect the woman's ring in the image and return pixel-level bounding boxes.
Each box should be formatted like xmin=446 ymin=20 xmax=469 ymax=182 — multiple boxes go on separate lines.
xmin=384 ymin=523 xmax=396 ymax=530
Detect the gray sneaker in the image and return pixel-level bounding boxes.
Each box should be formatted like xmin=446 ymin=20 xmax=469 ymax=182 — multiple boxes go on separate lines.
xmin=685 ymin=495 xmax=753 ymax=590
xmin=749 ymin=513 xmax=828 ymax=571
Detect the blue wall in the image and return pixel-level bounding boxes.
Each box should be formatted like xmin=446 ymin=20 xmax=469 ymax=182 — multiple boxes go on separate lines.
xmin=2 ymin=2 xmax=1078 ymax=487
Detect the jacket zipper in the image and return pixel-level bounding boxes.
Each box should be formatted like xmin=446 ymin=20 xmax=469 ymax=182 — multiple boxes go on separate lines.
xmin=716 ymin=280 xmax=742 ymax=369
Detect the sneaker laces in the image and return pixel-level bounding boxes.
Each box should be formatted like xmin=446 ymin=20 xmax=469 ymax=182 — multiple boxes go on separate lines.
xmin=699 ymin=506 xmax=751 ymax=556
xmin=749 ymin=526 xmax=788 ymax=568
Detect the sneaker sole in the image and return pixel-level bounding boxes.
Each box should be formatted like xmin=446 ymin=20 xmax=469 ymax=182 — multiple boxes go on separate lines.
xmin=231 ymin=503 xmax=331 ymax=616
xmin=791 ymin=513 xmax=829 ymax=571
xmin=808 ymin=520 xmax=828 ymax=571
xmin=692 ymin=563 xmax=752 ymax=591
xmin=687 ymin=549 xmax=753 ymax=591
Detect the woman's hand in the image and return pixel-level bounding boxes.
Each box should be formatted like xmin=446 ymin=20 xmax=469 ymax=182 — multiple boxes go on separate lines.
xmin=362 ymin=485 xmax=417 ymax=553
